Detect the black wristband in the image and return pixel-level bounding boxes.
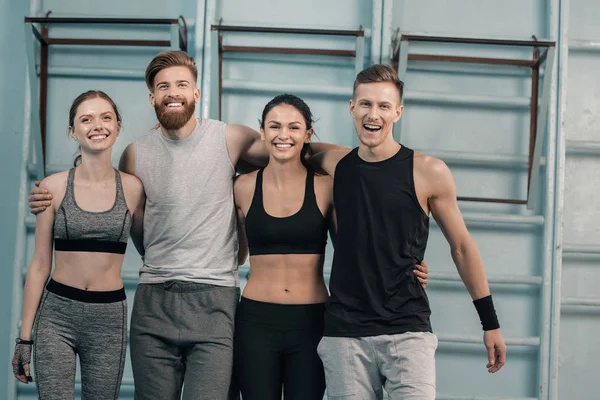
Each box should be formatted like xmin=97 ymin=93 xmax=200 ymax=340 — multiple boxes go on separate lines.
xmin=473 ymin=295 xmax=500 ymax=331
xmin=16 ymin=338 xmax=34 ymax=345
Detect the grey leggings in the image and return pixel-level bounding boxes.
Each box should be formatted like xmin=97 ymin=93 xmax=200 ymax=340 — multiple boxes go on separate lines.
xmin=33 ymin=279 xmax=127 ymax=400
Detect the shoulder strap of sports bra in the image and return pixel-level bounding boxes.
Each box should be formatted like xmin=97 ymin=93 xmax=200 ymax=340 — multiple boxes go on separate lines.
xmin=113 ymin=169 xmax=127 ymax=204
xmin=64 ymin=168 xmax=76 ymax=203
xmin=303 ymin=168 xmax=316 ymax=205
xmin=249 ymin=168 xmax=265 ymax=210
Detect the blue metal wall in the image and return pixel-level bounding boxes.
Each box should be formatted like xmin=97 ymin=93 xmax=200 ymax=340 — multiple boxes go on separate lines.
xmin=1 ymin=0 xmax=597 ymax=399
xmin=1 ymin=0 xmax=30 ymax=397
xmin=556 ymin=1 xmax=600 ymax=399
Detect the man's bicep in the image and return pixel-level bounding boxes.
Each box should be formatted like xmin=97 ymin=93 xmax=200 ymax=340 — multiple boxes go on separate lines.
xmin=311 ymin=150 xmax=348 ymax=177
xmin=131 ymin=206 xmax=145 ymax=256
xmin=226 ymin=124 xmax=267 ymax=167
xmin=119 ymin=144 xmax=135 ymax=175
xmin=225 ymin=124 xmax=251 ymax=165
xmin=235 ymin=205 xmax=249 ymax=265
xmin=428 ymin=164 xmax=469 ymax=248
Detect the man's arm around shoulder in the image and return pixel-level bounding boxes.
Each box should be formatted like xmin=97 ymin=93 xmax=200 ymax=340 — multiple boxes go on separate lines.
xmin=119 ymin=143 xmax=136 ymax=175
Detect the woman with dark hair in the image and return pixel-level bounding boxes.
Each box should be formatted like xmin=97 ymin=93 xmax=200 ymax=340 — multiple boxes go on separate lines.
xmin=12 ymin=90 xmax=145 ymax=399
xmin=232 ymin=94 xmax=428 ymax=399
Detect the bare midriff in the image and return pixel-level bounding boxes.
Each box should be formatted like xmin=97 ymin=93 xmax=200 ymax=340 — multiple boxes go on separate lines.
xmin=52 ymin=251 xmax=124 ymax=291
xmin=242 ymin=253 xmax=328 ymax=304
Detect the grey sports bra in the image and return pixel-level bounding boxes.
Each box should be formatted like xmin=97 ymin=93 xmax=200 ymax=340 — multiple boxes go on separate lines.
xmin=53 ymin=168 xmax=132 ymax=254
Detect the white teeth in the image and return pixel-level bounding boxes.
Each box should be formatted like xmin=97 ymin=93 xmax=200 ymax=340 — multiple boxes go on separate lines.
xmin=167 ymin=103 xmax=183 ymax=107
xmin=364 ymin=124 xmax=380 ymax=129
xmin=275 ymin=144 xmax=292 ymax=148
xmin=90 ymin=135 xmax=107 ymax=140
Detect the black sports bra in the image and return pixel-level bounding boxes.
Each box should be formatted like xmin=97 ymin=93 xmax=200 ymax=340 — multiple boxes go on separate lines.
xmin=245 ymin=169 xmax=327 ymax=256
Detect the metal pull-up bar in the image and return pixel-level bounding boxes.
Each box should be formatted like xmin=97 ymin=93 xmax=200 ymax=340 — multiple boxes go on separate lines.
xmin=211 ymin=24 xmax=364 ymax=37
xmin=393 ymin=33 xmax=555 ymax=210
xmin=24 ymin=15 xmax=188 ymax=179
xmin=24 ymin=17 xmax=187 ymax=48
xmin=399 ymin=34 xmax=555 ymax=47
xmin=209 ymin=24 xmax=365 ymax=121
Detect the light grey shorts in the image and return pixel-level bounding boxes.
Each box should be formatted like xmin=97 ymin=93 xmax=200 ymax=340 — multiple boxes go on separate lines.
xmin=317 ymin=331 xmax=438 ymax=400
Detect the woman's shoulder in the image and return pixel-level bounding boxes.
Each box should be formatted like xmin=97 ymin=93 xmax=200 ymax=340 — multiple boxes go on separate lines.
xmin=234 ymin=170 xmax=258 ymax=187
xmin=40 ymin=170 xmax=69 ymax=192
xmin=39 ymin=170 xmax=70 ymax=211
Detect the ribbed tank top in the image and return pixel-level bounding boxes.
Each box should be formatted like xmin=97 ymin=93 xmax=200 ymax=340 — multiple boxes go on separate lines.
xmin=133 ymin=118 xmax=238 ymax=286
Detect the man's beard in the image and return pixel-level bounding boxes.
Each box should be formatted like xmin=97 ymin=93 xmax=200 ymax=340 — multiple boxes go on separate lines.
xmin=155 ymin=98 xmax=196 ymax=130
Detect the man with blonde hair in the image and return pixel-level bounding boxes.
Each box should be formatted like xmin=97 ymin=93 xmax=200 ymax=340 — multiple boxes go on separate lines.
xmin=315 ymin=64 xmax=507 ymax=399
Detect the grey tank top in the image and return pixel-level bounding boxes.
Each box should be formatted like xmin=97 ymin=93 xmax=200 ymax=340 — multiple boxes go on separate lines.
xmin=54 ymin=168 xmax=132 ymax=254
xmin=133 ymin=118 xmax=238 ymax=286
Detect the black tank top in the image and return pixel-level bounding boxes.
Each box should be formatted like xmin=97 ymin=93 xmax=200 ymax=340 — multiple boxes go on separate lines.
xmin=245 ymin=168 xmax=327 ymax=256
xmin=324 ymin=146 xmax=432 ymax=337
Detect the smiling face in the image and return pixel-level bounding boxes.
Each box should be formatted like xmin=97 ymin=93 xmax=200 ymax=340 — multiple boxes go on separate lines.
xmin=349 ymin=81 xmax=403 ymax=149
xmin=149 ymin=66 xmax=200 ymax=130
xmin=261 ymin=104 xmax=313 ymax=163
xmin=69 ymin=96 xmax=121 ymax=154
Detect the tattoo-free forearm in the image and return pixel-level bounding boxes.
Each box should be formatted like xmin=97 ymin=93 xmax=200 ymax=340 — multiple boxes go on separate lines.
xmin=20 ymin=266 xmax=51 ymax=340
xmin=451 ymin=239 xmax=491 ymax=300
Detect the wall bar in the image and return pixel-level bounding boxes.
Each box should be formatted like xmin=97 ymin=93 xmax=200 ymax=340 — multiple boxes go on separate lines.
xmin=211 ymin=24 xmax=364 ymax=37
xmin=437 ymin=333 xmax=539 ymax=346
xmin=565 ymin=139 xmax=600 ymax=155
xmin=561 ymin=298 xmax=600 ymax=307
xmin=401 ymin=34 xmax=555 ymax=47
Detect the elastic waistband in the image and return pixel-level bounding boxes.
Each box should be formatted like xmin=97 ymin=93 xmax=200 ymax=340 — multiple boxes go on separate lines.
xmin=46 ymin=279 xmax=126 ymax=303
xmin=141 ymin=281 xmax=231 ymax=293
xmin=237 ymin=296 xmax=325 ymax=329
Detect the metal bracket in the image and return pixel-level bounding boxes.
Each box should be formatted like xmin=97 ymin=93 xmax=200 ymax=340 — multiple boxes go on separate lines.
xmin=23 ymin=14 xmax=189 ymax=178
xmin=209 ymin=23 xmax=365 ymax=122
xmin=392 ymin=33 xmax=556 ymax=207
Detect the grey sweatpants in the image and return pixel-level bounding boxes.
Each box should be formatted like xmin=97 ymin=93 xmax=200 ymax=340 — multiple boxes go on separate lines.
xmin=317 ymin=332 xmax=438 ymax=400
xmin=33 ymin=286 xmax=128 ymax=400
xmin=130 ymin=281 xmax=240 ymax=400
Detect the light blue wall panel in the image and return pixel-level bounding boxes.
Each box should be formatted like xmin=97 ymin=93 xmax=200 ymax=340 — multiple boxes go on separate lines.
xmin=436 ymin=347 xmax=539 ymax=397
xmin=0 ymin=0 xmax=29 ymax=396
xmin=564 ymin=54 xmax=600 ymax=142
xmin=393 ymin=0 xmax=548 ymax=38
xmin=41 ymin=0 xmax=193 ymax=18
xmin=216 ymin=0 xmax=372 ymax=30
xmin=557 ymin=1 xmax=600 ymax=399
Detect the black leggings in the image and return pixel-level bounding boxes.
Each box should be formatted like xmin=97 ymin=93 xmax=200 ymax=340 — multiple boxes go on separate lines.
xmin=233 ymin=297 xmax=325 ymax=400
